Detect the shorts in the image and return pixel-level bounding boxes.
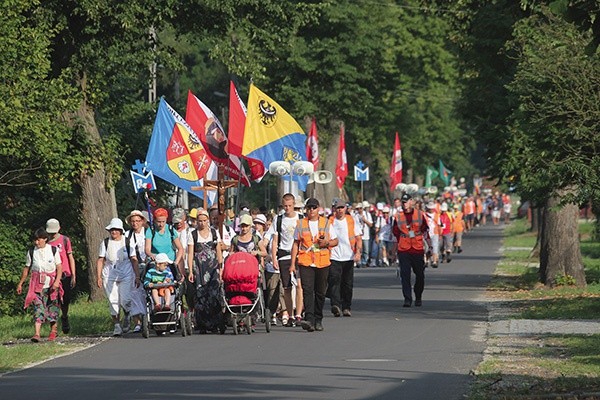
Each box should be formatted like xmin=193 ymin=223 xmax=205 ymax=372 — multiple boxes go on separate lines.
xmin=278 ymin=259 xmax=293 ymax=289
xmin=425 ymin=235 xmax=439 ymax=255
xmin=158 ymin=286 xmax=174 ymax=297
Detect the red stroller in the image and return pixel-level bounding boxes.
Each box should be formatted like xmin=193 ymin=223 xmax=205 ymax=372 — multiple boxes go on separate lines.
xmin=221 ymin=252 xmax=271 ymax=335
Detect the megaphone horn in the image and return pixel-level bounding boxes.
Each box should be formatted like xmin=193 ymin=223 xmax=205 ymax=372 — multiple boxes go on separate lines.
xmin=313 ymin=170 xmax=333 ymax=184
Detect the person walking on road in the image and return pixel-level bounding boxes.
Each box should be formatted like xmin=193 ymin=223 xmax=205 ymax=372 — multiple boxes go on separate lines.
xmin=290 ymin=198 xmax=338 ymax=332
xmin=327 ymin=198 xmax=362 ymax=318
xmin=392 ymin=193 xmax=430 ymax=307
xmin=270 ymin=193 xmax=302 ymax=327
xmin=46 ymin=218 xmax=76 ymax=334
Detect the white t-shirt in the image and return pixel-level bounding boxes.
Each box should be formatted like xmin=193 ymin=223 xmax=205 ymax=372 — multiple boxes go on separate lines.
xmin=354 ymin=211 xmax=373 ymax=240
xmin=272 ymin=212 xmax=300 ymax=260
xmin=330 ymin=217 xmax=361 ymax=261
xmin=263 ymin=229 xmax=277 ymax=273
xmin=125 ymin=229 xmax=147 ymax=262
xmin=26 ymin=245 xmax=61 ymax=288
xmin=375 ymin=215 xmax=393 ymax=241
xmin=98 ymin=237 xmax=136 ymax=278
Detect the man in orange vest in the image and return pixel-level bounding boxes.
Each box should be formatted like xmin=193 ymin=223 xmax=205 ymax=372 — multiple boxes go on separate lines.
xmin=327 ymin=198 xmax=362 ymax=318
xmin=392 ymin=193 xmax=430 ymax=307
xmin=290 ymin=198 xmax=339 ymax=332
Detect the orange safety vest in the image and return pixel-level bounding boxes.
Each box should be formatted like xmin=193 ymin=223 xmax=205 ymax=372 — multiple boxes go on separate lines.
xmin=297 ymin=217 xmax=331 ymax=268
xmin=453 ymin=211 xmax=465 ymax=233
xmin=329 ymin=215 xmax=357 ymax=250
xmin=396 ymin=209 xmax=425 ymax=252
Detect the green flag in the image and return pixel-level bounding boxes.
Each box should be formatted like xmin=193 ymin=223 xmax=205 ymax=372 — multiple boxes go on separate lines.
xmin=425 ymin=166 xmax=439 ymax=187
xmin=439 ymin=160 xmax=452 ymax=185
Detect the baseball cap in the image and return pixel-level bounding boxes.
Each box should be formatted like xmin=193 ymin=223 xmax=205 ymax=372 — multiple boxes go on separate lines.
xmin=305 ymin=198 xmax=319 ymax=209
xmin=172 ymin=208 xmax=186 ymax=223
xmin=253 ymin=214 xmax=267 ymax=225
xmin=332 ymin=198 xmax=345 ymax=208
xmin=46 ymin=218 xmax=60 ymax=234
xmin=401 ymin=193 xmax=412 ymax=202
xmin=240 ymin=214 xmax=253 ymax=226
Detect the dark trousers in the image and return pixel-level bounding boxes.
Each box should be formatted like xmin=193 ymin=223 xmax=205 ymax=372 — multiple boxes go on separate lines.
xmin=328 ymin=259 xmax=354 ymax=310
xmin=264 ymin=271 xmax=281 ymax=315
xmin=299 ymin=265 xmax=330 ymax=324
xmin=60 ymin=276 xmax=73 ymax=317
xmin=397 ymin=252 xmax=425 ymax=302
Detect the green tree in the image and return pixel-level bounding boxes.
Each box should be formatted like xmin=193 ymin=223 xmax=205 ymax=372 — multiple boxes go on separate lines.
xmin=259 ymin=0 xmax=469 ymax=203
xmin=503 ymin=10 xmax=600 ymax=287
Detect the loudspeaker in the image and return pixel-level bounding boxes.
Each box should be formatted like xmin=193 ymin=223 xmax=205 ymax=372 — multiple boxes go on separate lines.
xmin=291 ymin=161 xmax=314 ymax=176
xmin=313 ymin=170 xmax=333 ymax=184
xmin=268 ymin=161 xmax=291 ymax=176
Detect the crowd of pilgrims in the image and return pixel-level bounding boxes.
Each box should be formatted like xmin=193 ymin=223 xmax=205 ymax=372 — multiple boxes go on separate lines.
xmin=18 ymin=189 xmax=512 ymax=340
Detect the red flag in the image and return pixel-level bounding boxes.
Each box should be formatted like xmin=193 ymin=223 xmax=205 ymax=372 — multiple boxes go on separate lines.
xmin=227 ymin=81 xmax=264 ymax=182
xmin=185 ymin=90 xmax=250 ymax=186
xmin=335 ymin=123 xmax=348 ymax=189
xmin=389 ymin=132 xmax=402 ymax=191
xmin=306 ymin=118 xmax=319 ymax=169
xmin=227 ymin=81 xmax=246 ymax=158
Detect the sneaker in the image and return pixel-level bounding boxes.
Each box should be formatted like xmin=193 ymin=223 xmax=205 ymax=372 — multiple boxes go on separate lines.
xmin=113 ymin=323 xmax=123 ymax=336
xmin=458 ymin=247 xmax=463 ymax=254
xmin=270 ymin=317 xmax=278 ymax=325
xmin=314 ymin=321 xmax=324 ymax=331
xmin=403 ymin=299 xmax=412 ymax=308
xmin=415 ymin=299 xmax=422 ymax=307
xmin=31 ymin=335 xmax=40 ymax=343
xmin=48 ymin=330 xmax=57 ymax=341
xmin=61 ymin=316 xmax=70 ymax=334
xmin=446 ymin=253 xmax=452 ymax=263
xmin=294 ymin=316 xmax=302 ymax=326
xmin=153 ymin=304 xmax=162 ymax=313
xmin=162 ymin=305 xmax=171 ymax=312
xmin=121 ymin=313 xmax=130 ymax=333
xmin=133 ymin=324 xmax=142 ymax=333
xmin=282 ymin=315 xmax=289 ymax=327
xmin=431 ymin=263 xmax=438 ymax=269
xmin=331 ymin=305 xmax=341 ymax=317
xmin=342 ymin=309 xmax=352 ymax=317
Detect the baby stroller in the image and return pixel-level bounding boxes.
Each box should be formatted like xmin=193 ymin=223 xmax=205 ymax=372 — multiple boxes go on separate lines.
xmin=222 ymin=252 xmax=271 ymax=335
xmin=141 ymin=261 xmax=193 ymax=338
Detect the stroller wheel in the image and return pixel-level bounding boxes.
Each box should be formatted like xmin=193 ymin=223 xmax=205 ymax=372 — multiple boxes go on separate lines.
xmin=185 ymin=312 xmax=193 ymax=336
xmin=219 ymin=324 xmax=226 ymax=335
xmin=265 ymin=308 xmax=271 ymax=333
xmin=142 ymin=313 xmax=150 ymax=339
xmin=244 ymin=315 xmax=252 ymax=335
xmin=181 ymin=314 xmax=187 ymax=337
xmin=233 ymin=322 xmax=239 ymax=335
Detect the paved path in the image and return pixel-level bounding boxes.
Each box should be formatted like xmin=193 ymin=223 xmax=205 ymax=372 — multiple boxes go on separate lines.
xmin=2 ymin=224 xmax=504 ymax=399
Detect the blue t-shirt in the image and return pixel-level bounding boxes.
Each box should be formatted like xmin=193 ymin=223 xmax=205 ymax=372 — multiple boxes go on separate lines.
xmin=145 ymin=225 xmax=178 ymax=261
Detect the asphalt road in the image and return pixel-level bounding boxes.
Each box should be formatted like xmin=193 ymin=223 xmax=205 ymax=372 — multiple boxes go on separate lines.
xmin=2 ymin=223 xmax=503 ymax=399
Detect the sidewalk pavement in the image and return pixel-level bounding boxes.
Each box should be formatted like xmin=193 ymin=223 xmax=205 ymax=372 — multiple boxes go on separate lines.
xmin=489 ymin=319 xmax=600 ymax=336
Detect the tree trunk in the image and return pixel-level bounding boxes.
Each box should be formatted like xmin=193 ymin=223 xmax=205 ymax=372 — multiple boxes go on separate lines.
xmin=68 ymin=74 xmax=118 ymax=301
xmin=539 ymin=193 xmax=586 ymax=288
xmin=529 ymin=206 xmax=543 ymax=258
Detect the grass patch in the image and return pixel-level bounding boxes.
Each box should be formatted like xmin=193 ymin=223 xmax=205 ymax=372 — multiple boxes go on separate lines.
xmin=0 ymin=296 xmax=112 ymax=373
xmin=0 ymin=343 xmax=88 ymax=373
xmin=0 ymin=295 xmax=112 ymax=342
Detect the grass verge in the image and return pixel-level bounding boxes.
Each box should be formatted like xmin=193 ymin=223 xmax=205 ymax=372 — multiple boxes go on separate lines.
xmin=0 ymin=296 xmax=112 ymax=373
xmin=469 ymin=217 xmax=600 ymax=399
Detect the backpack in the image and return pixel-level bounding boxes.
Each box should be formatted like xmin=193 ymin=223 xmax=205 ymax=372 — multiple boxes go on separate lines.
xmin=28 ymin=246 xmax=58 ymax=266
xmin=231 ymin=233 xmax=261 ymax=253
xmin=191 ymin=227 xmax=218 ymax=253
xmin=103 ymin=237 xmax=132 ymax=259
